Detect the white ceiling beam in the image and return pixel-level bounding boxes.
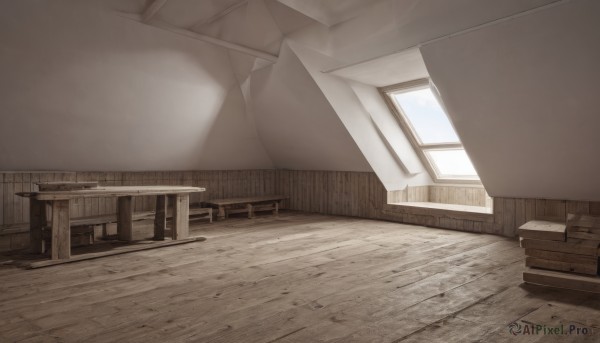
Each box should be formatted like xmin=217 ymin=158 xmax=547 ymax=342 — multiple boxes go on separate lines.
xmin=118 ymin=13 xmax=278 ymax=63
xmin=142 ymin=0 xmax=169 ymax=23
xmin=190 ymin=1 xmax=249 ymax=31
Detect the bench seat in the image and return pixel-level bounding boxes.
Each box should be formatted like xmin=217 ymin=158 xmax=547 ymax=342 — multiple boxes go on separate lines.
xmin=205 ymin=195 xmax=287 ymax=220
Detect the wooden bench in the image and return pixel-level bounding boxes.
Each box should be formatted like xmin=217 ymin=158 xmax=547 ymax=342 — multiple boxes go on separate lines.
xmin=168 ymin=207 xmax=213 ymax=223
xmin=189 ymin=207 xmax=213 ymax=223
xmin=206 ymin=195 xmax=287 ymax=220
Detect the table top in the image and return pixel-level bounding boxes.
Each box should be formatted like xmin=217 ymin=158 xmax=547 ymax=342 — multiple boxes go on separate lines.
xmin=18 ymin=186 xmax=205 ymax=200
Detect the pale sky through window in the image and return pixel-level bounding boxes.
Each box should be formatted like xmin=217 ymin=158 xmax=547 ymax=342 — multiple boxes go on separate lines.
xmin=393 ymin=88 xmax=459 ymax=144
xmin=426 ymin=150 xmax=478 ymax=177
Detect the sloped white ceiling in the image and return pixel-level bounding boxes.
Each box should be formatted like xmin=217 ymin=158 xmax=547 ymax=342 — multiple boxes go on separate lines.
xmin=277 ymin=0 xmax=385 ymax=27
xmin=421 ymin=0 xmax=600 ymax=201
xmin=197 ymin=0 xmax=283 ymax=55
xmin=250 ymin=42 xmax=373 ymax=171
xmin=288 ymin=0 xmax=560 ymax=66
xmin=326 ymin=48 xmax=428 ymax=87
xmin=155 ymin=0 xmax=244 ymax=28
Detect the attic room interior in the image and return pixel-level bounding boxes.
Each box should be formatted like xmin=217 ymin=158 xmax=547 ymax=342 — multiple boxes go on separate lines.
xmin=1 ymin=0 xmax=599 ymax=341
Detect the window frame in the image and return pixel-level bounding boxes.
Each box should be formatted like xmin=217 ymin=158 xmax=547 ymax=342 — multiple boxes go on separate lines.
xmin=380 ymin=78 xmax=481 ymax=184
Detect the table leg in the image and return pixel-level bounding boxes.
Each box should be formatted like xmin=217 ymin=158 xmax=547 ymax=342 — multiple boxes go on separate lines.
xmin=217 ymin=206 xmax=225 ymax=220
xmin=29 ymin=199 xmax=46 ymax=254
xmin=51 ymin=200 xmax=71 ymax=260
xmin=171 ymin=194 xmax=189 ymax=240
xmin=117 ymin=196 xmax=133 ymax=241
xmin=154 ymin=195 xmax=167 ymax=241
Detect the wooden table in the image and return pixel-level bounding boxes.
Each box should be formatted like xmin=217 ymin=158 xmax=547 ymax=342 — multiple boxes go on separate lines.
xmin=20 ymin=186 xmax=205 ymax=260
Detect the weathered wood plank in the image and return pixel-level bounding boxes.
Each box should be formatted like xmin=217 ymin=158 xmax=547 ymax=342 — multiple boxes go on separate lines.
xmin=517 ymin=220 xmax=566 ymax=241
xmin=524 ymin=268 xmax=600 ymax=294
xmin=525 ymin=248 xmax=597 ymax=265
xmin=117 ymin=196 xmax=133 ymax=242
xmin=171 ymin=194 xmax=189 ymax=240
xmin=520 ymin=238 xmax=598 ymax=256
xmin=526 ymin=256 xmax=597 ymax=275
xmin=154 ymin=195 xmax=167 ymax=241
xmin=51 ymin=200 xmax=71 ymax=260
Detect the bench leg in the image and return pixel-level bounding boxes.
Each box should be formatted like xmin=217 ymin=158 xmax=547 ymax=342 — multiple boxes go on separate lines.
xmin=117 ymin=196 xmax=133 ymax=242
xmin=208 ymin=208 xmax=213 ymax=223
xmin=154 ymin=195 xmax=167 ymax=241
xmin=89 ymin=225 xmax=95 ymax=245
xmin=171 ymin=194 xmax=189 ymax=240
xmin=217 ymin=206 xmax=225 ymax=220
xmin=102 ymin=223 xmax=108 ymax=238
xmin=30 ymin=199 xmax=46 ymax=254
xmin=274 ymin=202 xmax=279 ymax=216
xmin=51 ymin=200 xmax=71 ymax=260
xmin=247 ymin=204 xmax=254 ymax=219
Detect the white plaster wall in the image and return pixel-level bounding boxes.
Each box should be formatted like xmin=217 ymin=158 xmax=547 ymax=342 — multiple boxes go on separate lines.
xmin=250 ymin=43 xmax=373 ymax=172
xmin=0 ymin=0 xmax=273 ymax=171
xmin=421 ymin=0 xmax=600 ymax=201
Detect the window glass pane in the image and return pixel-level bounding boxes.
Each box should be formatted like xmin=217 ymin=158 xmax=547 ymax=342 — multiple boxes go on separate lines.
xmin=425 ymin=149 xmax=478 ymax=178
xmin=393 ymin=88 xmax=459 ymax=144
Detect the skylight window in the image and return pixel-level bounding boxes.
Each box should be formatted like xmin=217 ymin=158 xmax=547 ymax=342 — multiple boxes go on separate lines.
xmin=382 ymin=79 xmax=479 ymax=182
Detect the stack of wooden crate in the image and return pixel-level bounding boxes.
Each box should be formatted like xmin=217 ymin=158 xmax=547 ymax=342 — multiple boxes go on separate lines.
xmin=518 ymin=214 xmax=600 ymax=293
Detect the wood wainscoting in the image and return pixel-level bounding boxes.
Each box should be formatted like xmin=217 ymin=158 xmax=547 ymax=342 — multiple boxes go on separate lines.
xmin=274 ymin=170 xmax=599 ymax=238
xmin=2 ymin=170 xmax=599 ymax=252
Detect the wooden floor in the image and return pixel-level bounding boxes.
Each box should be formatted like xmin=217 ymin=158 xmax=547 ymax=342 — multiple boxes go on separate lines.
xmin=1 ymin=212 xmax=598 ymax=342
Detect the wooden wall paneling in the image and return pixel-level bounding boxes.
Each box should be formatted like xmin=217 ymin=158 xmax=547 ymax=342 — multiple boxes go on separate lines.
xmin=341 ymin=171 xmax=348 ymax=215
xmin=357 ymin=172 xmax=364 ymax=217
xmin=13 ymin=176 xmax=24 ymax=223
xmin=311 ymin=171 xmax=319 ymax=213
xmin=441 ymin=186 xmax=449 ymax=204
xmin=535 ymin=199 xmax=566 ymax=222
xmin=330 ymin=171 xmax=338 ymax=214
xmin=326 ymin=171 xmax=334 ymax=214
xmin=515 ymin=199 xmax=527 ymax=229
xmin=348 ymin=172 xmax=356 ymax=216
xmin=296 ymin=170 xmax=304 ymax=211
xmin=247 ymin=169 xmax=254 ymax=197
xmin=427 ymin=186 xmax=435 ymax=203
xmin=359 ymin=172 xmax=367 ymax=218
xmin=502 ymin=197 xmax=516 ymax=237
xmin=0 ymin=173 xmax=3 ymax=226
xmin=287 ymin=170 xmax=295 ymax=210
xmin=305 ymin=170 xmax=312 ymax=212
xmin=5 ymin=170 xmax=598 ymax=247
xmin=493 ymin=196 xmax=504 ymax=236
xmin=524 ymin=199 xmax=536 ymax=223
xmin=448 ymin=186 xmax=458 ymax=205
xmin=218 ymin=170 xmax=227 ymax=199
xmin=590 ymin=202 xmax=600 ymax=215
xmin=22 ymin=173 xmax=31 ymax=222
xmin=472 ymin=221 xmax=483 ymax=233
xmin=566 ymin=201 xmax=589 ymax=215
xmin=465 ymin=188 xmax=473 ymax=206
xmin=3 ymin=175 xmax=14 ymax=225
